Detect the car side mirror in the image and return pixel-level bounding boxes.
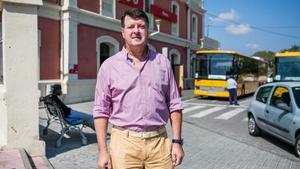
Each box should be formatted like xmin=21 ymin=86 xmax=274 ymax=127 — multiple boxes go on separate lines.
xmin=276 ymin=102 xmax=292 ymax=112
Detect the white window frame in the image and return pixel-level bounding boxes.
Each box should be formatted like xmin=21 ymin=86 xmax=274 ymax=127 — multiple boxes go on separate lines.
xmin=192 ymin=14 xmax=198 ymax=43
xmin=169 ymin=48 xmax=181 ymax=65
xmin=171 ymin=1 xmax=179 ymax=36
xmin=96 ymin=36 xmax=120 ymax=70
xmin=144 ymin=0 xmax=154 ymax=31
xmin=100 ymin=0 xmax=116 ymax=18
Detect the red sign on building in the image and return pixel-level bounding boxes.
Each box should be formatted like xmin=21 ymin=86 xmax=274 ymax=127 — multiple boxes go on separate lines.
xmin=150 ymin=5 xmax=177 ymax=23
xmin=119 ymin=0 xmax=143 ymax=10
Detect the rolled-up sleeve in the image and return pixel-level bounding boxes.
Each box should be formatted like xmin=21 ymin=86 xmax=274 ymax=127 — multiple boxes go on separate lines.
xmin=166 ymin=61 xmax=183 ymax=113
xmin=93 ymin=63 xmax=112 ymax=119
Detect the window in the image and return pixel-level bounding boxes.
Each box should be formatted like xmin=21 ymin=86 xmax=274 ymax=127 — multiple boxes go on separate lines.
xmin=270 ymin=86 xmax=291 ymax=111
xmin=144 ymin=0 xmax=153 ymax=30
xmin=100 ymin=43 xmax=110 ymax=65
xmin=293 ymin=87 xmax=300 ymax=109
xmin=192 ymin=14 xmax=198 ymax=43
xmin=169 ymin=49 xmax=181 ymax=65
xmin=171 ymin=2 xmax=179 ymax=36
xmin=144 ymin=0 xmax=153 ymax=13
xmin=256 ymin=86 xmax=273 ymax=103
xmin=101 ymin=0 xmax=115 ymax=18
xmin=96 ymin=36 xmax=120 ymax=70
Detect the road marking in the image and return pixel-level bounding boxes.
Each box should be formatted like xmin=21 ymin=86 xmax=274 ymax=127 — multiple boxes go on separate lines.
xmin=214 ymin=108 xmax=246 ymax=120
xmin=184 ymin=102 xmax=248 ymax=109
xmin=183 ymin=105 xmax=205 ymax=114
xmin=189 ymin=106 xmax=224 ymax=118
xmin=183 ymin=104 xmax=190 ymax=108
xmin=182 ymin=98 xmax=198 ymax=103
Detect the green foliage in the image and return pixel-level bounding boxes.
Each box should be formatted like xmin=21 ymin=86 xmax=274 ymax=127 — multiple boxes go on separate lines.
xmin=250 ymin=45 xmax=300 ymax=75
xmin=280 ymin=44 xmax=300 ymax=52
xmin=252 ymin=51 xmax=275 ymax=73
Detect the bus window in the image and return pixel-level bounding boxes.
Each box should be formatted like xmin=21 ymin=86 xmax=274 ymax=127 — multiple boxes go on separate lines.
xmin=275 ymin=56 xmax=300 ymax=81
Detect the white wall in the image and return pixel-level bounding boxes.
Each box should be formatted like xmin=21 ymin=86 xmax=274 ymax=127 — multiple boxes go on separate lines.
xmin=0 ymin=1 xmax=45 ymax=156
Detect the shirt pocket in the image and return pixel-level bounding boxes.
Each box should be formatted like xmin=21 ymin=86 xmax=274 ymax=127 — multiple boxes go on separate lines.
xmin=151 ymin=68 xmax=168 ymax=92
xmin=111 ymin=73 xmax=132 ymax=97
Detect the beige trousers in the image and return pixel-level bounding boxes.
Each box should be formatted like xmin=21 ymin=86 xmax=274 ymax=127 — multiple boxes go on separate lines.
xmin=109 ymin=127 xmax=173 ymax=169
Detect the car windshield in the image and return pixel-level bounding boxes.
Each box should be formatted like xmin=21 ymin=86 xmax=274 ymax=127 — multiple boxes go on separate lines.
xmin=293 ymin=87 xmax=300 ymax=109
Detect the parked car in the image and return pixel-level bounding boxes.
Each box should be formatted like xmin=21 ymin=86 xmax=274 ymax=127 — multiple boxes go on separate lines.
xmin=247 ymin=82 xmax=300 ymax=157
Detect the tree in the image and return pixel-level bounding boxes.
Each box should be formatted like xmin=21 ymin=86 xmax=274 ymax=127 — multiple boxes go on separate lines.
xmin=252 ymin=51 xmax=275 ymax=73
xmin=280 ymin=44 xmax=300 ymax=52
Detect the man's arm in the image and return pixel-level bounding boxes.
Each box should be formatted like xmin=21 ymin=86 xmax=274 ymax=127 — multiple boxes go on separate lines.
xmin=94 ymin=117 xmax=111 ymax=169
xmin=170 ymin=110 xmax=184 ymax=167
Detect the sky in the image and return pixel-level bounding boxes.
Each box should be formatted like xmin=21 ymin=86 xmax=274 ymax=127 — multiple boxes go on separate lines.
xmin=204 ymin=0 xmax=300 ymax=56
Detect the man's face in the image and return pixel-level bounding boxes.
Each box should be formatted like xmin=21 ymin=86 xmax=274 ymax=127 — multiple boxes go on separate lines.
xmin=121 ymin=16 xmax=148 ymax=48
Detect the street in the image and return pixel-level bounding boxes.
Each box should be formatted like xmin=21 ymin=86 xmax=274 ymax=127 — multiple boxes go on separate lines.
xmin=40 ymin=94 xmax=300 ymax=169
xmin=182 ymin=96 xmax=300 ymax=161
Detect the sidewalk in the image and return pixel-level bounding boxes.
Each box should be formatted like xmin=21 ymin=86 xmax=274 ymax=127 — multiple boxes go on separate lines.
xmin=41 ymin=100 xmax=300 ymax=168
xmin=40 ymin=91 xmax=195 ymax=168
xmin=4 ymin=90 xmax=300 ymax=168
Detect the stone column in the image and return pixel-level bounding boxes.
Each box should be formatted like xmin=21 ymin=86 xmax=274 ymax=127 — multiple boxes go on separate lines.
xmin=61 ymin=7 xmax=79 ymax=103
xmin=0 ymin=0 xmax=45 ymax=156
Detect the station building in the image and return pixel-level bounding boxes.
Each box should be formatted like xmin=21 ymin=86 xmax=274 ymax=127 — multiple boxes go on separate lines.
xmin=3 ymin=0 xmax=208 ymax=103
xmin=0 ymin=0 xmax=220 ymax=156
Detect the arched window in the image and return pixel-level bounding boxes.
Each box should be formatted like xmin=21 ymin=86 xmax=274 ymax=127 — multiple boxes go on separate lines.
xmin=169 ymin=48 xmax=181 ymax=65
xmin=96 ymin=36 xmax=120 ymax=69
xmin=171 ymin=1 xmax=179 ymax=36
xmin=192 ymin=14 xmax=198 ymax=43
xmin=100 ymin=43 xmax=110 ymax=65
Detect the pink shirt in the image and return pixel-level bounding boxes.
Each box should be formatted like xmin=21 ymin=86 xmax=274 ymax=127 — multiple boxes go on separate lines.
xmin=93 ymin=48 xmax=183 ymax=132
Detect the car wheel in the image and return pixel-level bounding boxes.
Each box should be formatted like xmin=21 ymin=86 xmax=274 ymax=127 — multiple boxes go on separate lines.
xmin=295 ymin=135 xmax=300 ymax=158
xmin=248 ymin=114 xmax=260 ymax=136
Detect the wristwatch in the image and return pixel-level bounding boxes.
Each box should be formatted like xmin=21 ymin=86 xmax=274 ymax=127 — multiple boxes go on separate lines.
xmin=172 ymin=139 xmax=184 ymax=145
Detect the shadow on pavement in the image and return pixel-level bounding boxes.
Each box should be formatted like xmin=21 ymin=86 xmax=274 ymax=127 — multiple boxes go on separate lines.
xmin=39 ymin=124 xmax=100 ymax=158
xmin=260 ymin=131 xmax=295 ymax=157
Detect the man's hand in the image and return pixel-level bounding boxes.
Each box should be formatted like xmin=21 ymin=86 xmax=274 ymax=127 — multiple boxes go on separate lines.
xmin=98 ymin=151 xmax=112 ymax=169
xmin=171 ymin=143 xmax=184 ymax=166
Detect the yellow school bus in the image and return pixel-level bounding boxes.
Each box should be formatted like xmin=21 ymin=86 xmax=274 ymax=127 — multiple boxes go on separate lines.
xmin=274 ymin=51 xmax=300 ymax=81
xmin=192 ymin=50 xmax=267 ymax=98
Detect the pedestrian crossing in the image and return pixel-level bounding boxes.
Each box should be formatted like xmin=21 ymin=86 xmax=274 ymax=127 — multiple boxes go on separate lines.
xmin=183 ymin=103 xmax=248 ymax=122
xmin=214 ymin=108 xmax=246 ymax=120
xmin=190 ymin=106 xmax=224 ymax=118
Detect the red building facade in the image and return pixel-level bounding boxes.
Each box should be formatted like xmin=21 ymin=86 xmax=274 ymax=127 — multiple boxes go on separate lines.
xmin=36 ymin=0 xmax=205 ymax=103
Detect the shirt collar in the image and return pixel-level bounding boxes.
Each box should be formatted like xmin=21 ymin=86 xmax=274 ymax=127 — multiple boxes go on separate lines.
xmin=122 ymin=45 xmax=151 ymax=62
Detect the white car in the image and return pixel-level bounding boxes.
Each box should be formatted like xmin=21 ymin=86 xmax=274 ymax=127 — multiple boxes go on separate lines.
xmin=247 ymin=82 xmax=300 ymax=157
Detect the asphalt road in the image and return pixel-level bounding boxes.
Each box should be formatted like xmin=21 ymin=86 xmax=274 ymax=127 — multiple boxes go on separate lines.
xmin=182 ymin=95 xmax=299 ymax=161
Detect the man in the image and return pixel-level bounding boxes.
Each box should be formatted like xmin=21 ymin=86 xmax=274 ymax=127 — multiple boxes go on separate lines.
xmin=93 ymin=8 xmax=184 ymax=169
xmin=227 ymin=76 xmax=239 ymax=105
xmin=47 ymin=84 xmax=95 ymax=129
